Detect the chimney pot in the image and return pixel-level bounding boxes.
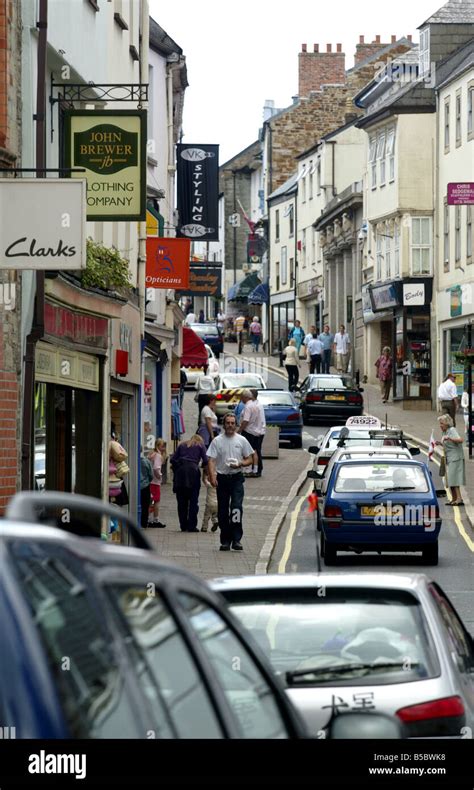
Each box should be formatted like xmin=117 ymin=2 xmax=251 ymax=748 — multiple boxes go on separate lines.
xmin=375 ymin=35 xmax=381 ymax=44
xmin=336 ymin=43 xmax=342 ymax=52
xmin=407 ymin=34 xmax=413 ymax=42
xmin=391 ymin=34 xmax=396 ymax=43
xmin=359 ymin=35 xmax=365 ymax=44
xmin=313 ymin=43 xmax=319 ymax=52
xmin=326 ymin=43 xmax=332 ymax=53
xmin=302 ymin=43 xmax=307 ymax=52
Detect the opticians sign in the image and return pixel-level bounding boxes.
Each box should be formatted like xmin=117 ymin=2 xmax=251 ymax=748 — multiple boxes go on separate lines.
xmin=0 ymin=179 xmax=86 ymax=270
xmin=146 ymin=238 xmax=191 ymax=290
xmin=64 ymin=110 xmax=147 ymax=221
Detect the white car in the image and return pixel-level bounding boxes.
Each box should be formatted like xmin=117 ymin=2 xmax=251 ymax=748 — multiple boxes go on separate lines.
xmin=182 ymin=345 xmax=220 ymax=387
xmin=214 ymin=372 xmax=267 ymax=420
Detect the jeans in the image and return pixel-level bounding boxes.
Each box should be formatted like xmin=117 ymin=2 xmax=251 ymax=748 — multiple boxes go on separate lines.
xmin=322 ymin=349 xmax=331 ymax=374
xmin=285 ymin=364 xmax=299 ymax=392
xmin=310 ymin=354 xmax=322 ymax=374
xmin=251 ymin=333 xmax=261 ymax=352
xmin=216 ymin=472 xmax=244 ymax=545
xmin=175 ymin=485 xmax=200 ymax=531
xmin=242 ymin=430 xmax=263 ymax=474
xmin=140 ymin=485 xmax=151 ymax=529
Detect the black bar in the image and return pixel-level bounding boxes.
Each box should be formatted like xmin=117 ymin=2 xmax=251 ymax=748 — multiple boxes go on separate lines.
xmin=0 ymin=167 xmax=86 ymax=172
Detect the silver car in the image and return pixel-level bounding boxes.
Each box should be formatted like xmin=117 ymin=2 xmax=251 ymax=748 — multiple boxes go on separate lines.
xmin=212 ymin=573 xmax=474 ymax=738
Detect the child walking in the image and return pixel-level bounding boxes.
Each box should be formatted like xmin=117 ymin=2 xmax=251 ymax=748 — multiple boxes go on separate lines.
xmin=148 ymin=438 xmax=167 ymax=528
xmin=201 ymin=470 xmax=219 ymax=532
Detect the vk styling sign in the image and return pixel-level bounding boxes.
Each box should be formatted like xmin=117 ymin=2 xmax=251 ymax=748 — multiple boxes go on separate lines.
xmin=0 ymin=180 xmax=86 ymax=270
xmin=176 ymin=144 xmax=219 ymax=241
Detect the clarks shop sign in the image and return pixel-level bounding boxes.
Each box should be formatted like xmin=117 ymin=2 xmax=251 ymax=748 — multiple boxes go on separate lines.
xmin=64 ymin=110 xmax=146 ymax=221
xmin=0 ymin=180 xmax=86 ymax=270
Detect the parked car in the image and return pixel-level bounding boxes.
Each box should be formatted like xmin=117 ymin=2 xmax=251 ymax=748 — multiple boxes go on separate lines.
xmin=214 ymin=372 xmax=267 ymax=420
xmin=0 ymin=491 xmax=307 ymax=739
xmin=189 ymin=323 xmax=224 ymax=358
xmin=256 ymin=389 xmax=303 ymax=448
xmin=181 ymin=344 xmax=220 ymax=388
xmin=212 ymin=573 xmax=474 ymax=739
xmin=297 ymin=375 xmax=364 ymax=424
xmin=318 ymin=458 xmax=442 ymax=565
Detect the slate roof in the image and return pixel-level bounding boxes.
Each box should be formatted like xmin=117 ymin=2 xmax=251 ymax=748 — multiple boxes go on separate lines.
xmin=268 ymin=172 xmax=298 ymax=202
xmin=435 ymin=36 xmax=474 ymax=88
xmin=419 ymin=0 xmax=474 ymax=27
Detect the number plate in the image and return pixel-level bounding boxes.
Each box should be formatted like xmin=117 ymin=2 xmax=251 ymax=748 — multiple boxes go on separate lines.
xmin=346 ymin=415 xmax=382 ymax=427
xmin=326 ymin=395 xmax=345 ymax=401
xmin=361 ymin=505 xmax=393 ymax=516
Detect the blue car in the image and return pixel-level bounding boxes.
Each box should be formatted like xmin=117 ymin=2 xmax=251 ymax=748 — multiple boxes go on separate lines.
xmin=318 ymin=458 xmax=442 ymax=566
xmin=189 ymin=323 xmax=224 ymax=357
xmin=257 ymin=389 xmax=303 ymax=448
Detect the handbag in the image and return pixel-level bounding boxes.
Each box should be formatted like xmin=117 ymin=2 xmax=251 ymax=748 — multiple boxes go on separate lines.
xmin=115 ymin=460 xmax=130 ymax=478
xmin=438 ymin=454 xmax=446 ymax=478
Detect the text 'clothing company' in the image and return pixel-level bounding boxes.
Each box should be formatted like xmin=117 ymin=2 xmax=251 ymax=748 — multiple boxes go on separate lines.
xmin=176 ymin=144 xmax=219 ymax=241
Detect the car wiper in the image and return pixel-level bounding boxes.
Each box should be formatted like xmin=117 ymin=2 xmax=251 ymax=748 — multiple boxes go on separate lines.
xmin=373 ymin=486 xmax=416 ymax=499
xmin=286 ymin=660 xmax=419 ymax=684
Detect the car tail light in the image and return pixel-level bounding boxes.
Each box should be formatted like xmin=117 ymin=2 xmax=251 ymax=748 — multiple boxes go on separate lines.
xmin=317 ymin=457 xmax=329 ymax=467
xmin=347 ymin=394 xmax=362 ymax=404
xmin=216 ymin=393 xmax=224 ymax=400
xmin=306 ymin=393 xmax=323 ymax=402
xmin=324 ymin=504 xmax=342 ymax=528
xmin=396 ymin=696 xmax=465 ymax=737
xmin=286 ymin=413 xmax=301 ymax=422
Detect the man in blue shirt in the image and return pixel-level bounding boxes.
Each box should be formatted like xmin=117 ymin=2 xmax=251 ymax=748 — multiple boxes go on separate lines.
xmin=319 ymin=325 xmax=334 ymax=373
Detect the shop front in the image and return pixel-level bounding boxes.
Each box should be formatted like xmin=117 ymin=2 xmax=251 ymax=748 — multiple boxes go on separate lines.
xmin=297 ymin=278 xmax=323 ymax=334
xmin=368 ymin=278 xmax=433 ymax=407
xmin=437 ymin=283 xmax=474 ymax=397
xmin=270 ymin=291 xmax=295 ymax=353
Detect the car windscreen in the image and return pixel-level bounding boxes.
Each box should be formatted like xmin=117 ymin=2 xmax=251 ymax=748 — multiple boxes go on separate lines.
xmin=221 ymin=375 xmax=264 ymax=388
xmin=310 ymin=377 xmax=351 ymax=390
xmin=333 ymin=463 xmax=429 ymax=493
xmin=193 ymin=325 xmax=218 ymax=335
xmin=224 ymin=588 xmax=439 ymax=685
xmin=257 ymin=392 xmax=294 ymax=406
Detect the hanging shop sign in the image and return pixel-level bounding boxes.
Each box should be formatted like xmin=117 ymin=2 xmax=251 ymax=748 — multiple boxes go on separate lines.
xmin=64 ymin=110 xmax=147 ymax=221
xmin=176 ymin=144 xmax=219 ymax=241
xmin=403 ymin=283 xmax=425 ymax=306
xmin=146 ymin=237 xmax=190 ymax=290
xmin=447 ymin=183 xmax=474 ymax=206
xmin=176 ymin=263 xmax=222 ymax=298
xmin=0 ymin=180 xmax=86 ymax=270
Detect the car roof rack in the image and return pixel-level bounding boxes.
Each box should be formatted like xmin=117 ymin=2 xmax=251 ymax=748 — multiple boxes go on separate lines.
xmin=337 ymin=428 xmax=408 ymax=448
xmin=5 ymin=491 xmax=152 ymax=550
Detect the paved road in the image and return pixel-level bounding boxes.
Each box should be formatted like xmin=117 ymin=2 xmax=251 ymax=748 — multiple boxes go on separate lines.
xmin=223 ymin=349 xmax=474 ymax=634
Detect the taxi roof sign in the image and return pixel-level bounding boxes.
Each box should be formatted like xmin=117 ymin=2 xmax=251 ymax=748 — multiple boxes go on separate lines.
xmin=346 ymin=415 xmax=382 ymax=428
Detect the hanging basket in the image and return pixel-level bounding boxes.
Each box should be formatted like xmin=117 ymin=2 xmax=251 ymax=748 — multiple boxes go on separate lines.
xmin=454 ymin=349 xmax=474 ymax=363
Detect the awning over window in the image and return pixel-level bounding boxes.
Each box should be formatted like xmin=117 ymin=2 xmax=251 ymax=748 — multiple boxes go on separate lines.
xmin=181 ymin=326 xmax=208 ymax=369
xmin=227 ymin=272 xmax=262 ymax=302
xmin=248 ymin=281 xmax=269 ymax=305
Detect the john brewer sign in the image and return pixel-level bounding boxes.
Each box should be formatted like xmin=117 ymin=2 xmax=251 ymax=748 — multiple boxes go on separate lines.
xmin=64 ymin=110 xmax=146 ymax=221
xmin=0 ymin=180 xmax=86 ymax=270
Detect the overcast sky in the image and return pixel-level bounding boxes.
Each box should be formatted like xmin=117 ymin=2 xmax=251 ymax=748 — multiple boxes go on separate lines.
xmin=149 ymin=0 xmax=440 ymax=163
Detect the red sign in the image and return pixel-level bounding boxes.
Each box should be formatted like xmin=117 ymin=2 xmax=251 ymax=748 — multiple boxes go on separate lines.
xmin=146 ymin=237 xmax=190 ymax=289
xmin=44 ymin=301 xmax=108 ymax=348
xmin=447 ymin=183 xmax=474 ymax=205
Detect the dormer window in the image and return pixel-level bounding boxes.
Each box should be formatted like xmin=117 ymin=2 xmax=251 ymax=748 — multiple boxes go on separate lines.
xmin=419 ymin=27 xmax=430 ymax=79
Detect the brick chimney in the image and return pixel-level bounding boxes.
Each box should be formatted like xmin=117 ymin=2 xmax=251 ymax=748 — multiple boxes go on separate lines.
xmin=354 ymin=35 xmax=398 ymax=65
xmin=298 ymin=43 xmax=346 ymax=97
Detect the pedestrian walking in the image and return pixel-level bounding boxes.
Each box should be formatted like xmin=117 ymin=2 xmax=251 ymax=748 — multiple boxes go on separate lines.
xmin=234 ymin=391 xmax=246 ymax=426
xmin=198 ymin=309 xmax=205 ymax=323
xmin=319 ymin=325 xmax=334 ymax=373
xmin=307 ymin=333 xmax=323 ymax=374
xmin=288 ymin=319 xmax=305 ymax=356
xmin=170 ymin=435 xmax=209 ymax=532
xmin=201 ymin=470 xmax=219 ymax=532
xmin=207 ymin=413 xmax=254 ymax=551
xmin=436 ymin=414 xmax=465 ymax=505
xmin=438 ymin=373 xmax=458 ymax=427
xmin=333 ymin=324 xmax=351 ymax=373
xmin=234 ymin=313 xmax=246 ymax=353
xmin=249 ymin=316 xmax=262 ymax=352
xmin=140 ymin=447 xmax=153 ymax=529
xmin=239 ymin=388 xmax=266 ymax=477
xmin=148 ymin=438 xmax=167 ymax=528
xmin=375 ymin=346 xmax=393 ymax=403
xmin=303 ymin=325 xmax=317 ymax=349
xmin=194 ymin=370 xmax=216 ymax=426
xmin=282 ymin=338 xmax=300 ymax=392
xmin=198 ymin=394 xmax=219 ymax=448
xmin=185 ymin=310 xmax=196 ymax=325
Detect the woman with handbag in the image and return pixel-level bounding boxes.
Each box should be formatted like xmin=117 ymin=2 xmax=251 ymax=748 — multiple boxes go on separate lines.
xmin=171 ymin=435 xmax=209 ymax=532
xmin=436 ymin=414 xmax=465 ymax=506
xmin=109 ymin=430 xmax=130 ymax=508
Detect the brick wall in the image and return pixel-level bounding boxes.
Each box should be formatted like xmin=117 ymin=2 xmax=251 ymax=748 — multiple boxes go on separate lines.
xmin=298 ymin=43 xmax=345 ymax=97
xmin=0 ymin=0 xmax=21 ymax=514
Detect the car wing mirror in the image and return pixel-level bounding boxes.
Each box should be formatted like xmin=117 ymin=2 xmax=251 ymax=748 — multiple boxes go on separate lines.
xmin=409 ymin=447 xmax=421 ymax=456
xmin=307 ymin=470 xmax=323 ymax=480
xmin=358 ymin=387 xmax=364 ymax=393
xmin=308 ymin=446 xmax=319 ymax=455
xmin=435 ymin=489 xmax=447 ymax=497
xmin=328 ymin=712 xmax=404 ymax=739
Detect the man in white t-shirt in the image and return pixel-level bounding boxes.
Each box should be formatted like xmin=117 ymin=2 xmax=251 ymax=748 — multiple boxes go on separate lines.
xmin=239 ymin=389 xmax=266 ymax=477
xmin=217 ymin=311 xmax=226 ymax=332
xmin=185 ymin=312 xmax=196 ymax=326
xmin=437 ymin=373 xmax=459 ymax=426
xmin=333 ymin=324 xmax=351 ymax=373
xmin=207 ymin=412 xmax=254 ymax=551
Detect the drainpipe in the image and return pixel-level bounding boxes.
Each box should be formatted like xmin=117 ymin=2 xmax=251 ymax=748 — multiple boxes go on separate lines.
xmin=22 ymin=0 xmax=48 ymax=490
xmin=294 ymin=196 xmax=298 ymax=318
xmin=232 ymin=170 xmax=237 ymax=285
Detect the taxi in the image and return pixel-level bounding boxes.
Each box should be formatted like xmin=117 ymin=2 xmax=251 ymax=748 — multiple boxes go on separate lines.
xmin=214 ymin=372 xmax=267 ymax=420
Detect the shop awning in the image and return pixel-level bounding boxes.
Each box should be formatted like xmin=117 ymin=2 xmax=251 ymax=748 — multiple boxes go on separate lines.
xmin=248 ymin=281 xmax=269 ymax=305
xmin=227 ymin=272 xmax=262 ymax=302
xmin=181 ymin=326 xmax=208 ymax=368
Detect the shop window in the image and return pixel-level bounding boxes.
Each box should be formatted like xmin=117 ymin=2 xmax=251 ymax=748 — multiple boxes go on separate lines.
xmin=444 ymin=98 xmax=450 ymax=151
xmin=411 ymin=217 xmax=432 ymax=275
xmin=406 ymin=314 xmax=431 ymax=399
xmin=34 ymin=383 xmax=47 ymax=492
xmin=467 ymin=206 xmax=473 ymax=263
xmin=455 ymin=90 xmax=462 ymax=147
xmin=455 ymin=205 xmax=462 ymax=266
xmin=444 ymin=199 xmax=450 ymax=271
xmin=395 ymin=313 xmax=405 ymax=399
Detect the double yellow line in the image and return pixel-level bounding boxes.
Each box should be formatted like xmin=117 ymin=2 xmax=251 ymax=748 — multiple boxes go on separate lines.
xmin=420 ymin=449 xmax=474 ymax=553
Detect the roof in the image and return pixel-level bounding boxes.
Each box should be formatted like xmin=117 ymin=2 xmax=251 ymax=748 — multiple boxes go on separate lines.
xmin=419 ymin=0 xmax=474 ymax=27
xmin=296 ymin=116 xmax=362 ymax=161
xmin=347 ymin=37 xmax=415 ymax=74
xmin=268 ymin=172 xmax=298 ymax=202
xmin=220 ymin=139 xmax=261 ymax=171
xmin=149 ymin=16 xmax=182 ymax=56
xmin=435 ymin=36 xmax=474 ymax=89
xmin=211 ymin=572 xmax=430 ymax=592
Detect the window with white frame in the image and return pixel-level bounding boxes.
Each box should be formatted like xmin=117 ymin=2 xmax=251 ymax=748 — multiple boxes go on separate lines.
xmin=444 ymin=199 xmax=450 ymax=270
xmin=456 ymin=90 xmax=462 ymax=146
xmin=386 ymin=127 xmax=396 ymax=182
xmin=376 ymin=229 xmax=383 ymax=280
xmin=309 ymin=162 xmax=314 ymax=199
xmin=444 ymin=99 xmax=450 ymax=150
xmin=419 ymin=27 xmax=430 ymax=78
xmin=455 ymin=205 xmax=461 ymax=265
xmin=275 ymin=209 xmax=280 ymax=242
xmin=281 ymin=246 xmax=287 ymax=284
xmin=385 ymin=224 xmax=391 ymax=279
xmin=289 ymin=205 xmax=294 ymax=236
xmin=377 ymin=132 xmax=386 ymax=186
xmin=467 ymin=205 xmax=472 ymax=261
xmin=468 ymin=83 xmax=474 ymax=140
xmin=369 ymin=137 xmax=377 ymax=189
xmin=394 ymin=222 xmax=400 ymax=276
xmin=411 ymin=217 xmax=432 ymax=275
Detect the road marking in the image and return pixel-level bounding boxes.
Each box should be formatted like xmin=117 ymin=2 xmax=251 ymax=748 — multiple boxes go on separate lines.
xmin=278 ymin=482 xmax=313 ymax=574
xmin=420 ymin=448 xmax=474 ymax=553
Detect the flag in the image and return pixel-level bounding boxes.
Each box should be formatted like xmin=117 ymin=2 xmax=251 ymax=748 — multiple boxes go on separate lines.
xmin=428 ymin=431 xmax=436 ymax=461
xmin=308 ymin=493 xmax=318 ymax=513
